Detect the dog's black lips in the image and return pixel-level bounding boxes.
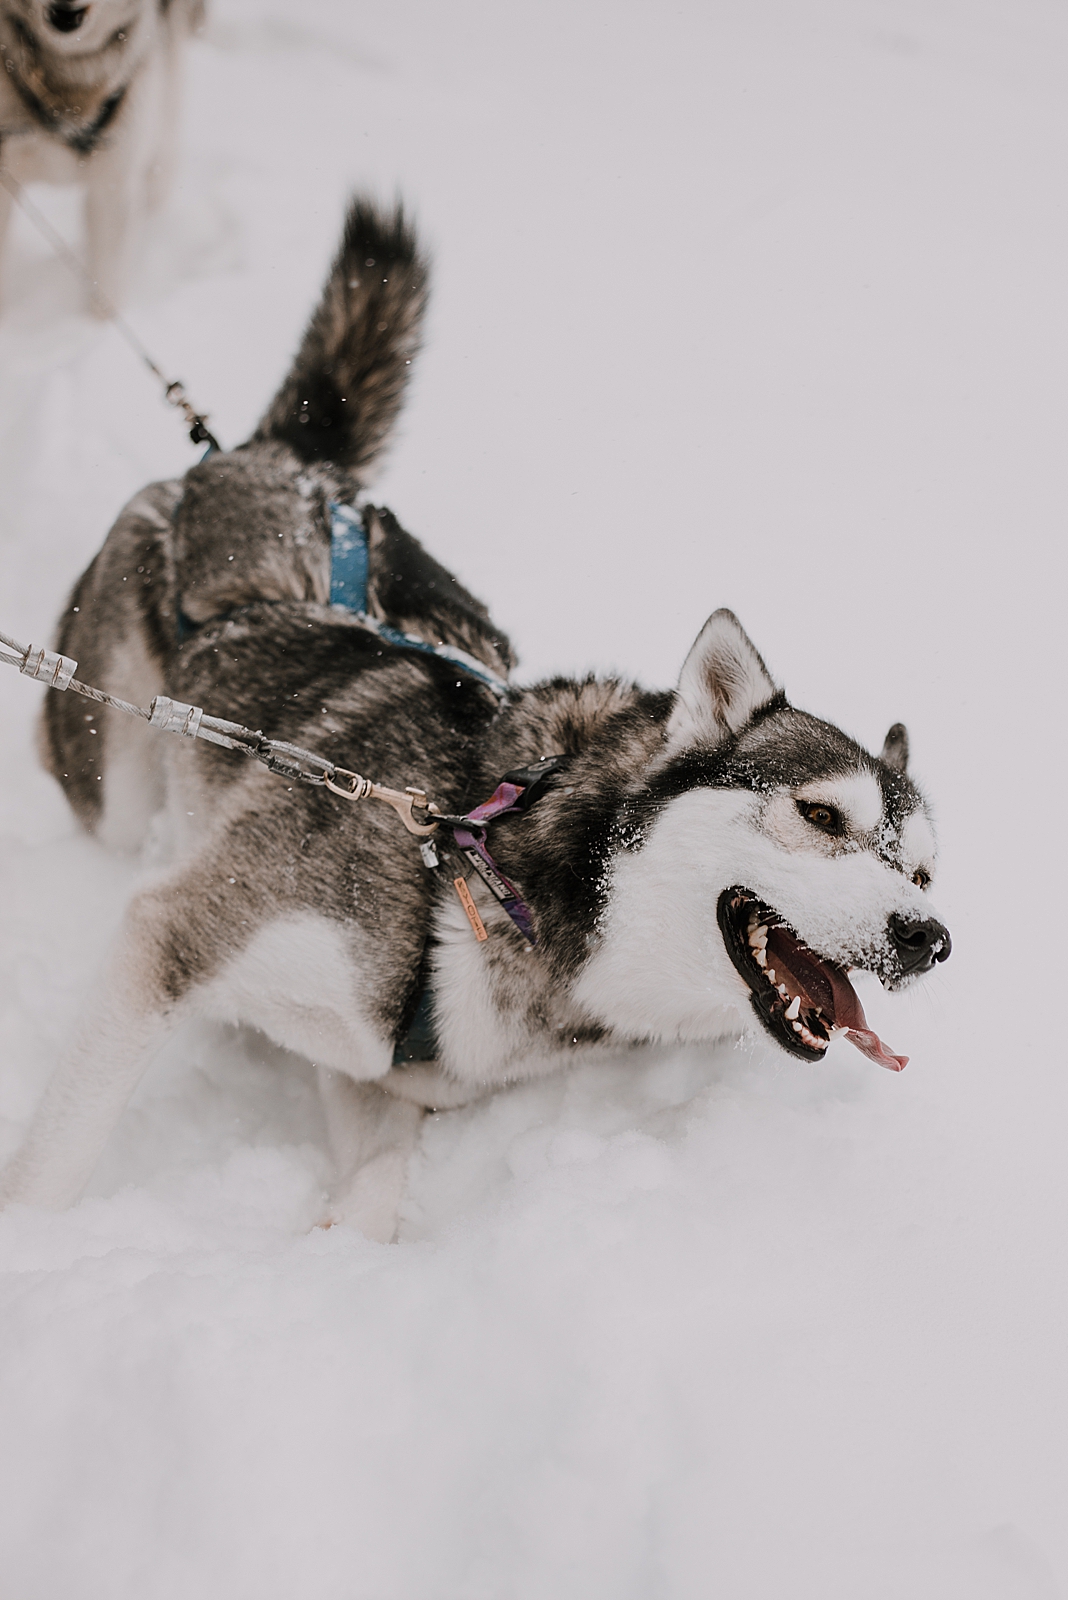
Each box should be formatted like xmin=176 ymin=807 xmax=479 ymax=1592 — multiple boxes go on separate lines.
xmin=717 ymin=888 xmax=910 ymax=1071
xmin=717 ymin=888 xmax=831 ymax=1061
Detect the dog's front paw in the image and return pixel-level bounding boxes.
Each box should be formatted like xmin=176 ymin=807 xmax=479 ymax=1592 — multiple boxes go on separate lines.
xmin=317 ymin=1151 xmax=410 ymax=1243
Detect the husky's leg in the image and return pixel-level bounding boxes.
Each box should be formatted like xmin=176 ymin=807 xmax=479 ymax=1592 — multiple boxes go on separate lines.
xmin=144 ymin=116 xmax=177 ymax=216
xmin=0 ymin=849 xmax=276 ymax=1211
xmin=83 ymin=70 xmax=160 ymax=313
xmin=379 ymin=1064 xmax=479 ymax=1110
xmin=0 ymin=887 xmax=190 ymax=1210
xmin=84 ymin=155 xmax=141 ymax=314
xmin=317 ymin=1068 xmax=424 ymax=1242
xmin=144 ymin=46 xmax=182 ymax=213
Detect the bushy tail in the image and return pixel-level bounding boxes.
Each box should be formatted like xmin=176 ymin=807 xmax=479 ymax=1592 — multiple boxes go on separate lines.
xmin=251 ymin=199 xmax=428 ymax=478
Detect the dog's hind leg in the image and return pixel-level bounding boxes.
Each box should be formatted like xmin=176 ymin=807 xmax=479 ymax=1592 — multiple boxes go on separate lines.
xmin=0 ymin=884 xmax=192 ymax=1211
xmin=0 ymin=835 xmax=407 ymax=1215
xmin=317 ymin=1069 xmax=424 ymax=1242
xmin=0 ymin=852 xmax=305 ymax=1210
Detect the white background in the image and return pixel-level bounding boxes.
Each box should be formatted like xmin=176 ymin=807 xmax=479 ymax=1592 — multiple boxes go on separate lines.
xmin=0 ymin=1 xmax=1064 ymax=1595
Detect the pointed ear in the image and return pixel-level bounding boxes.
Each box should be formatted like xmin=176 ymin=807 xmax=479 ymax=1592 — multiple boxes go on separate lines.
xmin=880 ymin=723 xmax=909 ymax=773
xmin=665 ymin=609 xmax=778 ymax=751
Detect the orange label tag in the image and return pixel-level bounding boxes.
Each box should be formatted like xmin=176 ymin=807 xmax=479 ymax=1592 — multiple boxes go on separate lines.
xmin=453 ymin=877 xmax=488 ymax=941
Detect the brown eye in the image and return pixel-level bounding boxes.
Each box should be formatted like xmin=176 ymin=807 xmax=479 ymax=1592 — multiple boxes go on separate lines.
xmin=912 ymin=869 xmax=931 ymax=889
xmin=797 ymin=801 xmax=842 ymax=833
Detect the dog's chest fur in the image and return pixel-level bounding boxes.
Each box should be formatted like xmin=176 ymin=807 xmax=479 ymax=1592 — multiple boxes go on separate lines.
xmin=0 ymin=0 xmax=154 ymax=138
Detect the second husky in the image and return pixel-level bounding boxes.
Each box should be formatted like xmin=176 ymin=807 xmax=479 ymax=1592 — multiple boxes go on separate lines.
xmin=0 ymin=0 xmax=203 ymax=310
xmin=0 ymin=200 xmax=951 ymax=1238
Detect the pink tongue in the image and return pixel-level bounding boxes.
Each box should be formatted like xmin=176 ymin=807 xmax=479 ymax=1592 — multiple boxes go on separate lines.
xmin=825 ymin=966 xmax=908 ymax=1073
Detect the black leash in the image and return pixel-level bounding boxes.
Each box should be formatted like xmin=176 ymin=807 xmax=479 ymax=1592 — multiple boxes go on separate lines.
xmin=0 ymin=166 xmax=221 ymax=451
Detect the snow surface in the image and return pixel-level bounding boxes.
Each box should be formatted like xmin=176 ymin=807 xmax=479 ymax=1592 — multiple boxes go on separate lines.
xmin=0 ymin=0 xmax=1065 ymax=1594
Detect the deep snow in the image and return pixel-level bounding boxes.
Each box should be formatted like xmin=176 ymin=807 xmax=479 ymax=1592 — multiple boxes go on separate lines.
xmin=0 ymin=0 xmax=1065 ymax=1595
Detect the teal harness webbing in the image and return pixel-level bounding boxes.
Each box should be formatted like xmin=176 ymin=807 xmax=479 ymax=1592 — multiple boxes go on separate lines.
xmin=328 ymin=502 xmax=369 ymax=610
xmin=327 ymin=502 xmax=510 ymax=700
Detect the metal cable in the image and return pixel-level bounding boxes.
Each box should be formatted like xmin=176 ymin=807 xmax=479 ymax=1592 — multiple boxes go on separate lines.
xmin=66 ymin=678 xmax=151 ymax=720
xmin=0 ymin=624 xmax=437 ymax=834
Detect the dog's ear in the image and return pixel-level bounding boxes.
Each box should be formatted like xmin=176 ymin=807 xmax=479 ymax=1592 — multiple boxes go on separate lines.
xmin=880 ymin=723 xmax=909 ymax=773
xmin=666 ymin=609 xmax=778 ymax=750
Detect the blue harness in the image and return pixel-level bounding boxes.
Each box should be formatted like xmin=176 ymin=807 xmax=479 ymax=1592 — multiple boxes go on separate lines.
xmin=177 ymin=489 xmax=509 ymax=701
xmin=328 ymin=502 xmax=369 ymax=610
xmin=177 ymin=486 xmax=519 ymax=1065
xmin=328 ymin=503 xmax=509 ymax=699
xmin=328 ymin=500 xmax=514 ymax=1067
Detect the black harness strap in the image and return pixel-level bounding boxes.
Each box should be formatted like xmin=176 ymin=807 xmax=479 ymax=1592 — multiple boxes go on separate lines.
xmin=391 ymin=755 xmax=570 ymax=1066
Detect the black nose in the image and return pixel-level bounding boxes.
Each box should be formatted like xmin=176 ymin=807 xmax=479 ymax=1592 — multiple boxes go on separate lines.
xmin=47 ymin=3 xmax=88 ymax=31
xmin=888 ymin=912 xmax=951 ymax=975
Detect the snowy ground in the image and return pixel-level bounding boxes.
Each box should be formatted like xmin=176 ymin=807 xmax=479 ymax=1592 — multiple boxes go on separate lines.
xmin=0 ymin=0 xmax=1065 ymax=1594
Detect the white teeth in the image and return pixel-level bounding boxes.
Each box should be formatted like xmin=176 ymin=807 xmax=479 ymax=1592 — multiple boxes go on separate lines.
xmin=755 ymin=949 xmax=767 ymax=967
xmin=766 ymin=969 xmax=776 ymax=983
xmin=784 ymin=996 xmax=801 ymax=1020
xmin=777 ymin=984 xmax=788 ymax=997
xmin=792 ymin=1020 xmax=803 ymax=1033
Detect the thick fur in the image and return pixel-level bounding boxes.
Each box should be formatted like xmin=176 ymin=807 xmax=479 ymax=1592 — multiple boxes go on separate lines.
xmin=4 ymin=200 xmax=950 ymax=1238
xmin=41 ymin=201 xmax=511 ymax=841
xmin=0 ymin=0 xmax=203 ymax=311
xmin=251 ymin=199 xmax=429 ymax=476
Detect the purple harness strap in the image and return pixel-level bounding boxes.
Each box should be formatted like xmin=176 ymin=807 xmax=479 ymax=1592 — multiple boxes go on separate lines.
xmin=452 ymin=781 xmax=538 ymax=945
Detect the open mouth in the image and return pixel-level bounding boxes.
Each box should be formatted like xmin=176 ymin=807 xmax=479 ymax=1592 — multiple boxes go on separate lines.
xmin=717 ymin=888 xmax=908 ymax=1072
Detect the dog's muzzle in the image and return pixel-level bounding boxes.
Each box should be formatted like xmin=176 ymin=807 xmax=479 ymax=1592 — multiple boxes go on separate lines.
xmin=717 ymin=887 xmax=952 ymax=1073
xmin=46 ymin=2 xmax=88 ymax=32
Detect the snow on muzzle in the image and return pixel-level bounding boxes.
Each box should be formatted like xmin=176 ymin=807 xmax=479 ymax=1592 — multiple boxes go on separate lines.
xmin=716 ymin=888 xmax=915 ymax=1071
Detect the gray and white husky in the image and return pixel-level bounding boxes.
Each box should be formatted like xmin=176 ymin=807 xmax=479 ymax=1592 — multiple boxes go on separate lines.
xmin=0 ymin=201 xmax=951 ymax=1238
xmin=0 ymin=0 xmax=203 ymax=311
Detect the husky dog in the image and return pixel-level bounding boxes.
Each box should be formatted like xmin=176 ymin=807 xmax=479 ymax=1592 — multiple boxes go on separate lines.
xmin=0 ymin=200 xmax=951 ymax=1238
xmin=0 ymin=0 xmax=203 ymax=311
